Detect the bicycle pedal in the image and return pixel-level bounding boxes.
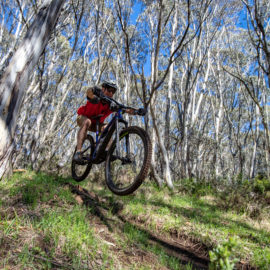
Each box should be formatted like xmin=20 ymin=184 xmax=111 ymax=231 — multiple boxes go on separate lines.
xmin=85 ymin=155 xmax=91 ymax=162
xmin=121 ymin=157 xmax=132 ymax=165
xmin=111 ymin=155 xmax=118 ymax=162
xmin=75 ymin=160 xmax=88 ymax=165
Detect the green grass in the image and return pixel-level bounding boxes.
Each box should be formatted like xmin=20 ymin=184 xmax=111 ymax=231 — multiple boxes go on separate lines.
xmin=0 ymin=171 xmax=112 ymax=269
xmin=116 ymin=222 xmax=189 ymax=270
xmin=1 ymin=170 xmax=269 ymax=269
xmin=37 ymin=206 xmax=98 ymax=260
xmin=91 ymin=179 xmax=270 ymax=269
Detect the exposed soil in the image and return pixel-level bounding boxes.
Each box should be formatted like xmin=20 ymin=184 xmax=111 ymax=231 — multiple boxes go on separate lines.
xmin=68 ymin=183 xmax=258 ymax=270
xmin=68 ymin=183 xmax=210 ymax=269
xmin=0 ymin=179 xmax=257 ymax=269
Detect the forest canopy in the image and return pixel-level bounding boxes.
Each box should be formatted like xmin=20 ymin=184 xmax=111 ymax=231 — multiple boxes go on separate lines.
xmin=0 ymin=0 xmax=269 ymax=187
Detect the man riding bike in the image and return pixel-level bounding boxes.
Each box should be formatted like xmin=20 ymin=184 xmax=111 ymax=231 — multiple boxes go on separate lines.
xmin=73 ymin=80 xmax=133 ymax=163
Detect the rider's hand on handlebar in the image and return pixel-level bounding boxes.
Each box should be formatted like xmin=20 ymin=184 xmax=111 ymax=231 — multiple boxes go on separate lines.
xmin=137 ymin=108 xmax=146 ymax=116
xmin=110 ymin=103 xmax=120 ymax=112
xmin=125 ymin=108 xmax=135 ymax=115
xmin=123 ymin=108 xmax=145 ymax=115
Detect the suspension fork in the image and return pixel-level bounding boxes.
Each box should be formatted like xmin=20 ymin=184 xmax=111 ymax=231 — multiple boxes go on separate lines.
xmin=115 ymin=113 xmax=130 ymax=158
xmin=115 ymin=116 xmax=120 ymax=156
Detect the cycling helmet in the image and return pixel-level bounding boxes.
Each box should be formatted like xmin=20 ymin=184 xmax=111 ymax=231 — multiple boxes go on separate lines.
xmin=101 ymin=80 xmax=118 ymax=92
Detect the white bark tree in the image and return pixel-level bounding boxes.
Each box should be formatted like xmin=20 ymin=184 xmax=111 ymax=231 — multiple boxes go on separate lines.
xmin=0 ymin=0 xmax=268 ymax=183
xmin=0 ymin=0 xmax=65 ymax=179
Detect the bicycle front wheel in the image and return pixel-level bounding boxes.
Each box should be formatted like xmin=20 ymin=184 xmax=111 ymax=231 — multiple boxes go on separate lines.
xmin=105 ymin=126 xmax=152 ymax=196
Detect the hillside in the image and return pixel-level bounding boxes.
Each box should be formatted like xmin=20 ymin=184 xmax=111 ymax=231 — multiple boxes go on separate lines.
xmin=0 ymin=171 xmax=269 ymax=269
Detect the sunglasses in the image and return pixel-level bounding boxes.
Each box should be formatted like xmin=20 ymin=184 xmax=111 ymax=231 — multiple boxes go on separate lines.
xmin=105 ymin=88 xmax=116 ymax=94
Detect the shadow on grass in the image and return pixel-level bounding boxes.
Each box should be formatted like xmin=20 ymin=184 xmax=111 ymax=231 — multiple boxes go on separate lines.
xmin=0 ymin=172 xmax=262 ymax=269
xmin=122 ymin=189 xmax=270 ymax=247
xmin=146 ymin=197 xmax=270 ymax=247
xmin=68 ymin=183 xmax=209 ymax=270
xmin=65 ymin=177 xmax=265 ymax=269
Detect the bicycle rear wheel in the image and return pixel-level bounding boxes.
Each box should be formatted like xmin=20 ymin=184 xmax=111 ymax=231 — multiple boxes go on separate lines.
xmin=105 ymin=126 xmax=152 ymax=195
xmin=71 ymin=135 xmax=94 ymax=182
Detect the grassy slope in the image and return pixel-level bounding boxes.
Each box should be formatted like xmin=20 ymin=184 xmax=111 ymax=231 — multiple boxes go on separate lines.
xmin=0 ymin=170 xmax=269 ymax=269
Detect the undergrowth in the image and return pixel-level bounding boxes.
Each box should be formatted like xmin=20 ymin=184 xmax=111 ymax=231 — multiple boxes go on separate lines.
xmin=0 ymin=170 xmax=269 ymax=269
xmin=175 ymin=174 xmax=270 ymax=220
xmin=0 ymin=171 xmax=112 ymax=269
xmin=109 ymin=175 xmax=270 ymax=269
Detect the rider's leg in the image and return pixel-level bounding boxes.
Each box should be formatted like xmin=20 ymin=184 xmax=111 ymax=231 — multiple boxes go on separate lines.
xmin=76 ymin=115 xmax=92 ymax=152
xmin=73 ymin=116 xmax=92 ymax=162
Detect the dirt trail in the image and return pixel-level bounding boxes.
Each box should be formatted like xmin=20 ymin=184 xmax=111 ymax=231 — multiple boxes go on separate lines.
xmin=0 ymin=175 xmax=256 ymax=269
xmin=69 ymin=183 xmax=210 ymax=269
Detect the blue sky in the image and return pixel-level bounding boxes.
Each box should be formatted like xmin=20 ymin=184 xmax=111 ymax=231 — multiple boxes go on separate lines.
xmin=130 ymin=0 xmax=145 ymax=23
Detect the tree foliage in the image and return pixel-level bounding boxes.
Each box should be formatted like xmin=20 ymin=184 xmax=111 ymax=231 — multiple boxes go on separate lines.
xmin=0 ymin=0 xmax=269 ymax=185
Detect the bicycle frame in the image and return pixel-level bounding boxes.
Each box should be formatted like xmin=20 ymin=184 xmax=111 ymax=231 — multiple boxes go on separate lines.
xmin=84 ymin=109 xmax=128 ymax=163
xmin=72 ymin=89 xmax=150 ymax=193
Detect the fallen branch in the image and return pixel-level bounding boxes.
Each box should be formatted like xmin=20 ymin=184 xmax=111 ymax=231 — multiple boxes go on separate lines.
xmin=13 ymin=169 xmax=27 ymax=173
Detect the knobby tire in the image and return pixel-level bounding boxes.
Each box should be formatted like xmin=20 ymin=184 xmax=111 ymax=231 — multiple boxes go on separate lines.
xmin=71 ymin=135 xmax=94 ymax=182
xmin=105 ymin=126 xmax=152 ymax=196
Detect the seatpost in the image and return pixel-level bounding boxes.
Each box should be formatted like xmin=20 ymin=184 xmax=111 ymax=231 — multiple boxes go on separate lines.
xmin=95 ymin=119 xmax=100 ymax=143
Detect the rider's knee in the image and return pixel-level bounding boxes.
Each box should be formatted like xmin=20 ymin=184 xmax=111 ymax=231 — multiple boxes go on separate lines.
xmin=83 ymin=118 xmax=91 ymax=128
xmin=77 ymin=115 xmax=92 ymax=129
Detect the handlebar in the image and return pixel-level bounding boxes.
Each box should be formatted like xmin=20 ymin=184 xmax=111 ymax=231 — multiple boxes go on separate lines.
xmin=92 ymin=87 xmax=147 ymax=116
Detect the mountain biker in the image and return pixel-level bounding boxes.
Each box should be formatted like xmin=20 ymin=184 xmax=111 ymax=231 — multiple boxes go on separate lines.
xmin=73 ymin=80 xmax=133 ymax=163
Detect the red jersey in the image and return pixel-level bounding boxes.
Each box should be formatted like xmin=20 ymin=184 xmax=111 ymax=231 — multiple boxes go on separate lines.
xmin=77 ymin=101 xmax=112 ymax=123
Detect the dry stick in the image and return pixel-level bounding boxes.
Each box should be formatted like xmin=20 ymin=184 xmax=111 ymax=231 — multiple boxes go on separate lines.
xmin=27 ymin=253 xmax=74 ymax=269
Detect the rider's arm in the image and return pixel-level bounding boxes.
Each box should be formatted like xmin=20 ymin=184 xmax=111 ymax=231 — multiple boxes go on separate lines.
xmin=86 ymin=87 xmax=100 ymax=104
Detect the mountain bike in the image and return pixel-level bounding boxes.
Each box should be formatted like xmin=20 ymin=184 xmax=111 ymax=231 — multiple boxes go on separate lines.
xmin=71 ymin=89 xmax=152 ymax=196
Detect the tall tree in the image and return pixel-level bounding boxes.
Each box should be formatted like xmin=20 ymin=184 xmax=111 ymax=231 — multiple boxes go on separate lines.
xmin=0 ymin=0 xmax=65 ymax=179
xmin=224 ymin=0 xmax=270 ymax=177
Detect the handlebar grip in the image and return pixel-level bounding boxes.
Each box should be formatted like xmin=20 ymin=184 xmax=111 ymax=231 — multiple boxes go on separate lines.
xmin=110 ymin=103 xmax=120 ymax=112
xmin=137 ymin=108 xmax=146 ymax=116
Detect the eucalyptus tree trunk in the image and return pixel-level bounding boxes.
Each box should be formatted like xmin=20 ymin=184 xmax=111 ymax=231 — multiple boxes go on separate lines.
xmin=30 ymin=88 xmax=47 ymax=167
xmin=0 ymin=2 xmax=31 ymax=76
xmin=0 ymin=0 xmax=65 ymax=179
xmin=250 ymin=105 xmax=260 ymax=178
xmin=94 ymin=0 xmax=102 ymax=83
xmin=242 ymin=0 xmax=270 ymax=177
xmin=150 ymin=102 xmax=174 ymax=189
xmin=165 ymin=1 xmax=178 ymax=153
xmin=191 ymin=52 xmax=211 ymax=179
xmin=210 ymin=51 xmax=225 ymax=178
xmin=147 ymin=1 xmax=177 ymax=190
